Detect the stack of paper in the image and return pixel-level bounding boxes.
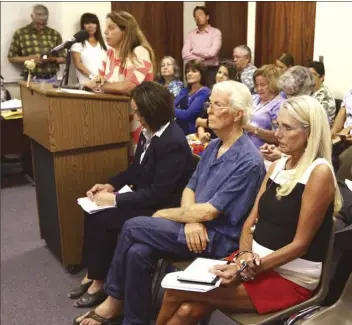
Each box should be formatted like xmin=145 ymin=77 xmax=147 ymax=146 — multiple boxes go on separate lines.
xmin=1 ymin=99 xmax=22 ymax=110
xmin=77 ymin=185 xmax=132 ymax=214
xmin=1 ymin=108 xmax=23 ymax=120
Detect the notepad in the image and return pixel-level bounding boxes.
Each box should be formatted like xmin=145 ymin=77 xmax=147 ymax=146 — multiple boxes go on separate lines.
xmin=59 ymin=89 xmax=94 ymax=95
xmin=77 ymin=185 xmax=133 ymax=214
xmin=346 ymin=179 xmax=352 ymax=192
xmin=176 ymin=258 xmax=228 ymax=284
xmin=1 ymin=108 xmax=23 ymax=119
xmin=161 ymin=271 xmax=222 ymax=293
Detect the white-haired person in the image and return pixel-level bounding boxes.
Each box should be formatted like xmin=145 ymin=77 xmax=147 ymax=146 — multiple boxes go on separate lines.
xmin=157 ymin=56 xmax=183 ymax=97
xmin=73 ymin=80 xmax=266 ymax=325
xmin=260 ymin=66 xmax=316 ymax=163
xmin=155 ymin=95 xmax=342 ymax=325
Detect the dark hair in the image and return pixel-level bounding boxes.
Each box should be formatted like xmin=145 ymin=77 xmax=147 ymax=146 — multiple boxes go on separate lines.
xmin=218 ymin=60 xmax=238 ymax=81
xmin=308 ymin=61 xmax=325 ymax=77
xmin=278 ymin=53 xmax=294 ymax=67
xmin=131 ymin=82 xmax=174 ymax=132
xmin=193 ymin=6 xmax=209 ymax=17
xmin=157 ymin=56 xmax=182 ymax=84
xmin=80 ymin=13 xmax=107 ymax=50
xmin=185 ymin=60 xmax=209 ymax=88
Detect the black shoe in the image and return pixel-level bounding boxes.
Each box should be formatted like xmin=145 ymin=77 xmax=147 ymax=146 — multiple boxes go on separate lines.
xmin=68 ymin=281 xmax=93 ymax=299
xmin=73 ymin=289 xmax=108 ymax=308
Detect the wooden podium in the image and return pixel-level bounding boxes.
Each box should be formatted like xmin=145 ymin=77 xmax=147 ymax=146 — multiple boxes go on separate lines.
xmin=20 ymin=82 xmax=130 ymax=269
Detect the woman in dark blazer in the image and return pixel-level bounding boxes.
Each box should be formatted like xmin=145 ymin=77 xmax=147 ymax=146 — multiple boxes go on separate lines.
xmin=68 ymin=82 xmax=194 ymax=308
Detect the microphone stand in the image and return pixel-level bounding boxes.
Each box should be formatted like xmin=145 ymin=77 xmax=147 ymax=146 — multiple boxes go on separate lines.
xmin=57 ymin=49 xmax=71 ymax=89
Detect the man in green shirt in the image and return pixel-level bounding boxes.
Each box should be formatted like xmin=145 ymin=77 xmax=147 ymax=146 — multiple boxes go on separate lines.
xmin=7 ymin=4 xmax=66 ymax=82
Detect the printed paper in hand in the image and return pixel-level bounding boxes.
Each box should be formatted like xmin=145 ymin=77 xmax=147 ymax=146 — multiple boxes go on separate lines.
xmin=77 ymin=185 xmax=132 ymax=214
xmin=346 ymin=179 xmax=352 ymax=192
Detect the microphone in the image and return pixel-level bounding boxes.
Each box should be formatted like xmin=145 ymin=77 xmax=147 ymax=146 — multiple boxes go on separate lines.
xmin=50 ymin=30 xmax=89 ymax=54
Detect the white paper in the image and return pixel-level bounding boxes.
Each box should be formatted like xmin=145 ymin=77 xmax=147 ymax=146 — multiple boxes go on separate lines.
xmin=161 ymin=271 xmax=221 ymax=293
xmin=177 ymin=258 xmax=228 ymax=283
xmin=1 ymin=99 xmax=22 ymax=110
xmin=77 ymin=185 xmax=133 ymax=214
xmin=346 ymin=179 xmax=352 ymax=192
xmin=59 ymin=89 xmax=94 ymax=95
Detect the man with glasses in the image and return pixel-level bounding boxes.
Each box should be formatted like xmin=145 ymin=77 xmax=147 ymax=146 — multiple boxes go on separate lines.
xmin=73 ymin=80 xmax=266 ymax=325
xmin=233 ymin=45 xmax=257 ymax=93
xmin=8 ymin=4 xmax=66 ymax=83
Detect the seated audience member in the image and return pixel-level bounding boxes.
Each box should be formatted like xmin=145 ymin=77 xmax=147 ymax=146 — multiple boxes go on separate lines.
xmin=233 ymin=45 xmax=257 ymax=93
xmin=331 ymin=89 xmax=352 ymax=178
xmin=182 ymin=6 xmax=222 ymax=86
xmin=260 ymin=66 xmax=316 ymax=163
xmin=68 ymin=82 xmax=193 ymax=308
xmin=194 ymin=61 xmax=238 ymax=150
xmin=243 ymin=64 xmax=284 ymax=149
xmin=1 ymin=75 xmax=11 ymax=102
xmin=157 ymin=56 xmax=183 ymax=97
xmin=71 ymin=13 xmax=107 ymax=84
xmin=308 ymin=61 xmax=336 ymax=126
xmin=73 ymin=81 xmax=266 ymax=325
xmin=84 ymin=11 xmax=155 ymax=160
xmin=155 ymin=96 xmax=342 ymax=325
xmin=7 ymin=4 xmax=66 ymax=83
xmin=276 ymin=52 xmax=294 ymax=72
xmin=174 ymin=60 xmax=211 ymax=135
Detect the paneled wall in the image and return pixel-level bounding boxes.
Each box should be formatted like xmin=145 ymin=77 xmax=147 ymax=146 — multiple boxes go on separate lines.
xmin=205 ymin=2 xmax=248 ymax=60
xmin=255 ymin=2 xmax=316 ymax=67
xmin=111 ymin=2 xmax=183 ymax=72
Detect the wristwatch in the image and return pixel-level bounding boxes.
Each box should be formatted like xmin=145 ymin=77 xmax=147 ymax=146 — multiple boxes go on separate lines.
xmin=254 ymin=127 xmax=260 ymax=135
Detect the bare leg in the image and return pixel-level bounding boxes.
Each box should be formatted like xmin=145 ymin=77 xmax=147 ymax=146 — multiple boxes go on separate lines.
xmin=81 ymin=273 xmax=91 ymax=285
xmin=156 ymin=283 xmax=255 ymax=325
xmin=87 ymin=280 xmax=104 ymax=294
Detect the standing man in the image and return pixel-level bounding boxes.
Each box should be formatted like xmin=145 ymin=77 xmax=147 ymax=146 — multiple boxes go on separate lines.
xmin=233 ymin=45 xmax=257 ymax=93
xmin=7 ymin=4 xmax=66 ymax=83
xmin=182 ymin=6 xmax=222 ymax=86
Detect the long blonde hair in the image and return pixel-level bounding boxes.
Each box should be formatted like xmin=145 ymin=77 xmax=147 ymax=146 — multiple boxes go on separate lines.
xmin=107 ymin=11 xmax=156 ymax=74
xmin=277 ymin=96 xmax=342 ymax=215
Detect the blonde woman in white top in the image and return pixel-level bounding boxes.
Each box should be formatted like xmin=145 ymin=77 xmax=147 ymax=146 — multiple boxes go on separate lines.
xmin=71 ymin=13 xmax=107 ymax=84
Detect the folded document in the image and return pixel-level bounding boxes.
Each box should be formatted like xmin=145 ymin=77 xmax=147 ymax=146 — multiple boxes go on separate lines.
xmin=77 ymin=185 xmax=132 ymax=214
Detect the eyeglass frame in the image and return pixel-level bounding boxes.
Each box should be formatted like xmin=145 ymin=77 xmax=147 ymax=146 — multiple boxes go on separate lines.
xmin=204 ymin=101 xmax=231 ymax=112
xmin=272 ymin=121 xmax=309 ymax=134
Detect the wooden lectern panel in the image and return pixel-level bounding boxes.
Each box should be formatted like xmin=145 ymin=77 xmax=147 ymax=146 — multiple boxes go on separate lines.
xmin=48 ymin=97 xmax=130 ymax=152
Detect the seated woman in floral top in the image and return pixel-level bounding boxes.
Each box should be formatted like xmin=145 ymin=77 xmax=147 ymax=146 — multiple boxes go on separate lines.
xmin=84 ymin=11 xmax=155 ymax=160
xmin=157 ymin=56 xmax=183 ymax=98
xmin=174 ymin=60 xmax=211 ymax=135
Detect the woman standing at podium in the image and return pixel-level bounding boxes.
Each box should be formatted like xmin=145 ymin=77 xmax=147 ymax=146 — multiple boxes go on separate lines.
xmin=84 ymin=11 xmax=155 ymax=161
xmin=71 ymin=13 xmax=107 ymax=85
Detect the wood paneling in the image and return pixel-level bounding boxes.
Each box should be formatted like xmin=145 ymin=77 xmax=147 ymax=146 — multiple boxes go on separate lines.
xmin=111 ymin=2 xmax=183 ymax=71
xmin=205 ymin=2 xmax=248 ymax=60
xmin=54 ymin=145 xmax=128 ymax=264
xmin=255 ymin=2 xmax=316 ymax=67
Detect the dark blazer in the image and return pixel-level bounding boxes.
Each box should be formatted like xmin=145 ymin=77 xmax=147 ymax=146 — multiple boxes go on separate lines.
xmin=108 ymin=121 xmax=195 ymax=211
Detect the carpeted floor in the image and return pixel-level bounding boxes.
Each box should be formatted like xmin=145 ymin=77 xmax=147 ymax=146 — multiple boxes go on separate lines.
xmin=0 ymin=176 xmax=234 ymax=325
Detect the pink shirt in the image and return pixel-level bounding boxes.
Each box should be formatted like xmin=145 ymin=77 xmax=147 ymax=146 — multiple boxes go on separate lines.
xmin=182 ymin=25 xmax=222 ymax=67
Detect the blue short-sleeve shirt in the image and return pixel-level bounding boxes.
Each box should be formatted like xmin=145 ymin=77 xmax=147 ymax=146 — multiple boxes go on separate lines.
xmin=181 ymin=134 xmax=266 ymax=257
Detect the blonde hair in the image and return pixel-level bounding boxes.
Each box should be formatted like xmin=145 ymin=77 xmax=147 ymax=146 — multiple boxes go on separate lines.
xmin=277 ymin=96 xmax=342 ymax=215
xmin=212 ymin=80 xmax=253 ymax=125
xmin=107 ymin=11 xmax=156 ymax=74
xmin=253 ymin=64 xmax=281 ymax=94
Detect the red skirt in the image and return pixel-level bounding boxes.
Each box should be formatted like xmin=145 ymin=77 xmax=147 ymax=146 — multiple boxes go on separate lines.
xmin=225 ymin=252 xmax=313 ymax=314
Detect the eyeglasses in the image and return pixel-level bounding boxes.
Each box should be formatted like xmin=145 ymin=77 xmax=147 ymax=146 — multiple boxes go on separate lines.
xmin=204 ymin=101 xmax=230 ymax=111
xmin=272 ymin=121 xmax=309 ymax=134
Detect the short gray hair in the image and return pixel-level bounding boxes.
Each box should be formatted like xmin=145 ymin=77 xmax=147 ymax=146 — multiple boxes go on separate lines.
xmin=278 ymin=66 xmax=316 ymax=96
xmin=212 ymin=80 xmax=253 ymax=125
xmin=33 ymin=4 xmax=49 ymax=15
xmin=234 ymin=45 xmax=252 ymax=62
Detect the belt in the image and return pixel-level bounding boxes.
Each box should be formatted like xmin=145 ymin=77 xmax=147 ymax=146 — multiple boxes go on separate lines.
xmin=32 ymin=74 xmax=56 ymax=79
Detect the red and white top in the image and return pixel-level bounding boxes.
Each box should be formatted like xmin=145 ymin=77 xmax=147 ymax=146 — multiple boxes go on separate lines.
xmin=99 ymin=45 xmax=154 ymax=159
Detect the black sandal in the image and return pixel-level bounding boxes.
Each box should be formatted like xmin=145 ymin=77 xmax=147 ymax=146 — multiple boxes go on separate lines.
xmin=68 ymin=280 xmax=93 ymax=299
xmin=73 ymin=289 xmax=108 ymax=308
xmin=73 ymin=310 xmax=123 ymax=325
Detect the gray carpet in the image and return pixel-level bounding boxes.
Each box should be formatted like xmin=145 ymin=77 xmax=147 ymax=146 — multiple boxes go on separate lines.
xmin=1 ymin=179 xmax=234 ymax=325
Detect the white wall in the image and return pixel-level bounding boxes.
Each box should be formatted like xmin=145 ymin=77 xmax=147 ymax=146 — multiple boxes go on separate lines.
xmin=313 ymin=2 xmax=352 ymax=99
xmin=247 ymin=2 xmax=256 ymax=63
xmin=183 ymin=1 xmax=204 ymax=40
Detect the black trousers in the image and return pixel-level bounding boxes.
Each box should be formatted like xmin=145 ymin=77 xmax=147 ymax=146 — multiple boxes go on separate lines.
xmin=207 ymin=65 xmax=219 ymax=87
xmin=82 ymin=207 xmax=156 ymax=280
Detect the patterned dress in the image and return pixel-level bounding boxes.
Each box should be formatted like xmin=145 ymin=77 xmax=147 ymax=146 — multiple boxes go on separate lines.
xmin=98 ymin=46 xmax=153 ymax=159
xmin=312 ymin=85 xmax=336 ymax=126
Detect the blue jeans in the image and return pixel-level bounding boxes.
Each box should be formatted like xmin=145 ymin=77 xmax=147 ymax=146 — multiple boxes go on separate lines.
xmin=103 ymin=216 xmax=234 ymax=325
